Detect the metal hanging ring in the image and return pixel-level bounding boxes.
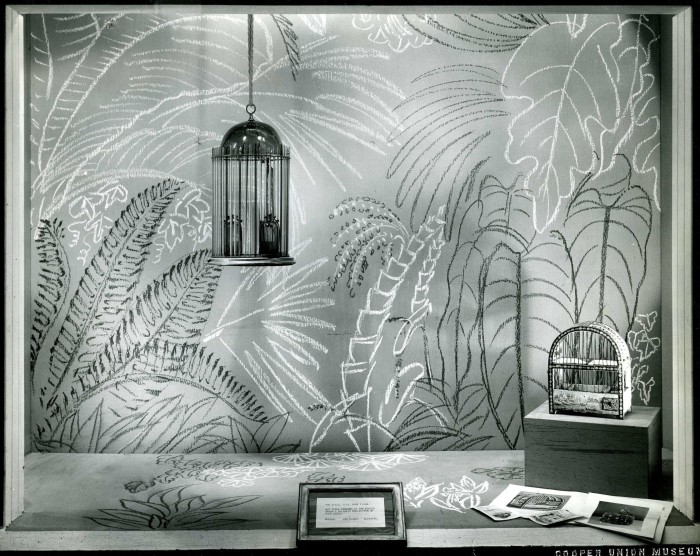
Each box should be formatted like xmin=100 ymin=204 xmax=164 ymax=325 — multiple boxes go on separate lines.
xmin=246 ymin=104 xmax=256 ymax=116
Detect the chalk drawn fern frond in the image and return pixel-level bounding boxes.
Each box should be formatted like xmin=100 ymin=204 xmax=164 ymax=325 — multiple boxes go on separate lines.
xmin=38 ymin=179 xmax=182 ymax=423
xmin=31 ymin=219 xmax=70 ymax=377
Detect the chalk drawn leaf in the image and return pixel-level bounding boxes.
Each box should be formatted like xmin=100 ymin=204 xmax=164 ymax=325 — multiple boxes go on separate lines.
xmin=635 ymin=310 xmax=657 ymax=333
xmin=502 ymin=17 xmax=659 ymax=232
xmin=566 ymin=15 xmax=588 ymax=38
xmin=31 ymin=219 xmax=70 ymax=377
xmin=34 ymin=14 xmax=168 ymax=202
xmin=38 ymin=179 xmax=181 ymax=433
xmin=563 ymin=154 xmax=652 ymax=334
xmin=390 ymin=173 xmax=572 ymax=451
xmin=299 ymin=15 xmax=326 ymax=35
xmin=401 ymin=14 xmax=548 ymax=53
xmin=212 ymin=246 xmax=334 ymax=426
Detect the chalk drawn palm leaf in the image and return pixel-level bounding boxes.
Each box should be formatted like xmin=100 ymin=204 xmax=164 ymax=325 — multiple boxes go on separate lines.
xmin=563 ymin=154 xmax=652 ymax=334
xmin=207 ymin=241 xmax=335 ymax=424
xmin=33 ymin=14 xmax=175 ymax=204
xmin=270 ymin=41 xmax=403 ymax=194
xmin=32 ymin=14 xmax=251 ymax=222
xmin=31 ymin=219 xmax=70 ymax=377
xmin=39 ymin=179 xmax=181 ymax=417
xmin=502 ymin=17 xmax=659 ymax=232
xmin=32 ymin=15 xmax=401 ymax=228
xmin=401 ymin=14 xmax=548 ymax=53
xmin=387 ymin=65 xmax=507 ymax=237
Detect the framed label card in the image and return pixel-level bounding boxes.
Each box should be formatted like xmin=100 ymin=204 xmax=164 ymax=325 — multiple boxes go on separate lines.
xmin=297 ymin=483 xmax=406 ymax=546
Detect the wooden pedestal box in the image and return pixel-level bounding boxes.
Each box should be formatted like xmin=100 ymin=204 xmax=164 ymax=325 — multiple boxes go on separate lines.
xmin=524 ymin=401 xmax=661 ymax=498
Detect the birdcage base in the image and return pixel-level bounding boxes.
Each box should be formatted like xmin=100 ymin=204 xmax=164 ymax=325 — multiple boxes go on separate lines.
xmin=210 ymin=255 xmax=296 ymax=266
xmin=551 ymin=388 xmax=627 ymax=418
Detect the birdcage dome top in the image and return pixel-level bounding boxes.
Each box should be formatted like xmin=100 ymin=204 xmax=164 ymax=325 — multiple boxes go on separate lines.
xmin=214 ymin=118 xmax=288 ymax=157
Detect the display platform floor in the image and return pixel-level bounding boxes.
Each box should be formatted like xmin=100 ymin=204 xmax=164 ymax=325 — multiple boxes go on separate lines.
xmin=2 ymin=450 xmax=697 ymax=549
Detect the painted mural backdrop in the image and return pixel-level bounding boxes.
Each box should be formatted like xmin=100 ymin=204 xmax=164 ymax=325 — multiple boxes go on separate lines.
xmin=29 ymin=13 xmax=662 ymax=454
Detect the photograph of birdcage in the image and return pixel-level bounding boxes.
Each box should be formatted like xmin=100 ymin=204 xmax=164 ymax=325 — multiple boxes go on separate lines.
xmin=506 ymin=492 xmax=570 ymax=511
xmin=548 ymin=322 xmax=632 ymax=418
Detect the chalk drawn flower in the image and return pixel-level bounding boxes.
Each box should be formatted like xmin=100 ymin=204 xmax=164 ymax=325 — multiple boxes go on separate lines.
xmin=405 ymin=477 xmax=428 ymax=496
xmin=87 ymin=485 xmax=259 ymax=530
xmin=272 ymin=453 xmax=333 ymax=468
xmin=337 ymin=453 xmax=426 ymax=472
xmin=403 ymin=477 xmax=441 ymax=509
xmin=352 ymin=14 xmax=433 ymax=53
xmin=471 ymin=466 xmax=524 ymax=481
xmin=403 ymin=475 xmax=489 ymax=513
xmin=439 ymin=476 xmax=489 ymax=510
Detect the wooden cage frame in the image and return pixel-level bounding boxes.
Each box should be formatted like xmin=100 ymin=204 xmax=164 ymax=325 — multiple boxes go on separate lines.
xmin=3 ymin=3 xmax=695 ymax=549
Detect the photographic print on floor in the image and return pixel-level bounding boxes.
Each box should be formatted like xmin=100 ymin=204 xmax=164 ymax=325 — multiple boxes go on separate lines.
xmin=506 ymin=492 xmax=571 ymax=511
xmin=590 ymin=501 xmax=650 ymax=533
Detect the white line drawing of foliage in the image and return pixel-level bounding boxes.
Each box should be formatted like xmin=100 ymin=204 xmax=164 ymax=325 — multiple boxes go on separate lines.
xmin=352 ymin=14 xmax=434 ymax=53
xmin=310 ymin=208 xmax=446 ymax=451
xmin=300 ymin=15 xmax=327 ymax=36
xmin=205 ymin=239 xmax=336 ymax=425
xmin=566 ymin=15 xmax=588 ymax=38
xmin=66 ymin=180 xmax=129 ymax=264
xmin=387 ymin=64 xmax=508 ymax=239
xmin=152 ymin=187 xmax=212 ymax=264
xmin=30 ymin=14 xmax=402 ymax=242
xmin=400 ymin=14 xmax=548 ymax=53
xmin=87 ymin=484 xmax=260 ymax=529
xmin=141 ymin=453 xmax=428 ymax=487
xmin=502 ymin=16 xmax=660 ymax=233
xmin=404 ymin=475 xmax=488 ymax=512
xmin=626 ymin=310 xmax=660 ymax=405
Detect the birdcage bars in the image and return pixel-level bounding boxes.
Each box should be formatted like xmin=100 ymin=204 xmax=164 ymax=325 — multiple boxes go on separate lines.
xmin=548 ymin=322 xmax=632 ymax=418
xmin=211 ymin=121 xmax=294 ymax=265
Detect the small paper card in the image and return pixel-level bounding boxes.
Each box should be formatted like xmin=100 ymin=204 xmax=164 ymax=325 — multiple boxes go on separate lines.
xmin=529 ymin=509 xmax=582 ymax=526
xmin=315 ymin=497 xmax=386 ymax=528
xmin=474 ymin=504 xmax=523 ymax=521
xmin=297 ymin=483 xmax=406 ymax=546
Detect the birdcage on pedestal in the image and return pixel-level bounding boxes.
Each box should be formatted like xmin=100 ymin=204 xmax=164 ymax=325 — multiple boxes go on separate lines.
xmin=548 ymin=322 xmax=632 ymax=418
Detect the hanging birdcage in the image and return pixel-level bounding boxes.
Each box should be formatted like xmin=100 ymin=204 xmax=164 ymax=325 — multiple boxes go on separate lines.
xmin=210 ymin=14 xmax=295 ymax=266
xmin=211 ymin=118 xmax=294 ymax=265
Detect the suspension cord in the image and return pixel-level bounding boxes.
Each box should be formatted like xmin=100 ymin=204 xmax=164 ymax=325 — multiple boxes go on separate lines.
xmin=246 ymin=14 xmax=256 ymax=118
